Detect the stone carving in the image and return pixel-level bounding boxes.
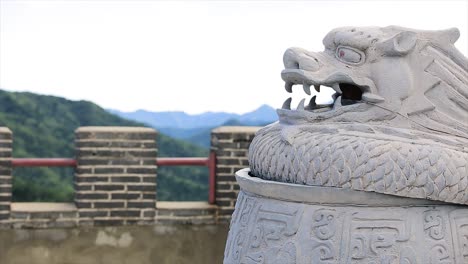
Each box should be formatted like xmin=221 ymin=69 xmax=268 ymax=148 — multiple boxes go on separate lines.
xmin=248 ymin=26 xmax=468 ymax=205
xmin=225 ymin=26 xmax=468 ymax=263
xmin=224 ymin=171 xmax=468 ymax=263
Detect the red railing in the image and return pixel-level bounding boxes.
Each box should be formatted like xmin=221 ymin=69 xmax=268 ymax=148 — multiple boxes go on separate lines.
xmin=11 ymin=152 xmax=217 ymax=204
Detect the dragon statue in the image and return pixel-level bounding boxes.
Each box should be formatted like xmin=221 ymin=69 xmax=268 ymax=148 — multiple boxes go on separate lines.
xmin=248 ymin=26 xmax=468 ymax=205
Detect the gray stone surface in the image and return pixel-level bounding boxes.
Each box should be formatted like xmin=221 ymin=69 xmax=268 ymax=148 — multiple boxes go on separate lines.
xmin=225 ymin=26 xmax=468 ymax=263
xmin=225 ymin=170 xmax=468 ymax=263
xmin=248 ymin=26 xmax=468 ymax=205
xmin=0 ymin=224 xmax=229 ymax=264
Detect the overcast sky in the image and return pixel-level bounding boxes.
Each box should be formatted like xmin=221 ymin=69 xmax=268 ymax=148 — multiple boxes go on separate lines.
xmin=1 ymin=0 xmax=467 ymax=114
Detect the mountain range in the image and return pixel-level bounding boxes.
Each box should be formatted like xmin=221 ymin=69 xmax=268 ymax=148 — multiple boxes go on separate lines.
xmin=0 ymin=89 xmax=210 ymax=202
xmin=109 ymin=104 xmax=278 ymax=147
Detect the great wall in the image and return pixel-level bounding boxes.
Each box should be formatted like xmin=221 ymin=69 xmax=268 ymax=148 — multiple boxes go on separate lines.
xmin=0 ymin=126 xmax=259 ymax=263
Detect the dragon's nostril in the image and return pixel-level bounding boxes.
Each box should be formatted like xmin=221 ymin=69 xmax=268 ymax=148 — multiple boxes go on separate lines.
xmin=283 ymin=48 xmax=320 ymax=71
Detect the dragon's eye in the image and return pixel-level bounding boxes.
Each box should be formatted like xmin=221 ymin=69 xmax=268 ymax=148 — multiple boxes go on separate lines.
xmin=336 ymin=46 xmax=364 ymax=64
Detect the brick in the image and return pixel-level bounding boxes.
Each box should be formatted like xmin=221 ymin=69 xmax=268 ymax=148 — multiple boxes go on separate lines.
xmin=216 ymin=175 xmax=236 ymax=182
xmin=77 ymin=159 xmax=111 ymax=166
xmin=216 ymin=167 xmax=233 ymax=174
xmin=141 ymin=159 xmax=157 ymax=165
xmin=79 ymin=211 xmax=108 ymax=218
xmin=111 ymin=193 xmax=140 ymax=200
xmin=240 ymin=159 xmax=249 ymax=166
xmin=217 ymin=158 xmax=241 ymax=166
xmin=211 ymin=133 xmax=234 ymax=140
xmin=127 ymin=185 xmax=155 ymax=192
xmin=77 ymin=150 xmax=157 ymax=158
xmin=111 ymin=176 xmax=141 ymax=183
xmin=0 ymin=161 xmax=11 ymax=167
xmin=218 ymin=208 xmax=235 ymax=216
xmin=215 ymin=200 xmax=233 ymax=207
xmin=60 ymin=212 xmax=78 ymax=218
xmin=0 ymin=178 xmax=11 ymax=185
xmin=0 ymin=212 xmax=9 ymax=220
xmin=75 ymin=176 xmax=109 ymax=183
xmin=127 ymin=202 xmax=155 ymax=208
xmin=0 ymin=195 xmax=11 ymax=202
xmin=142 ymin=176 xmax=157 ymax=183
xmin=0 ymin=142 xmax=12 ymax=148
xmin=94 ymin=168 xmax=125 ymax=174
xmin=126 ymin=167 xmax=156 ymax=174
xmin=0 ymin=186 xmax=11 ymax=193
xmin=75 ymin=131 xmax=156 ymax=141
xmin=142 ymin=193 xmax=156 ymax=200
xmin=110 ymin=159 xmax=151 ymax=166
xmin=238 ymin=142 xmax=251 ymax=148
xmin=216 ymin=183 xmax=231 ymax=190
xmin=74 ymin=185 xmax=92 ymax=191
xmin=213 ymin=142 xmax=238 ymax=149
xmin=94 ymin=185 xmax=125 ymax=191
xmin=142 ymin=142 xmax=157 ymax=148
xmin=232 ymin=150 xmax=248 ymax=157
xmin=75 ymin=167 xmax=93 ymax=174
xmin=0 ymin=132 xmax=12 ymax=140
xmin=75 ymin=202 xmax=92 ymax=208
xmin=110 ymin=210 xmax=141 ymax=217
xmin=216 ymin=191 xmax=239 ymax=199
xmin=75 ymin=193 xmax=108 ymax=200
xmin=94 ymin=201 xmax=125 ymax=208
xmin=143 ymin=210 xmax=156 ymax=218
xmin=0 ymin=152 xmax=11 ymax=158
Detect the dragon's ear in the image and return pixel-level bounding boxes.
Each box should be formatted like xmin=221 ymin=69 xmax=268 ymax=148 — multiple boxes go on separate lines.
xmin=380 ymin=31 xmax=417 ymax=56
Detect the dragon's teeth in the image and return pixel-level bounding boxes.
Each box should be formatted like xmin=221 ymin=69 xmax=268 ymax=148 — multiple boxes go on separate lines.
xmin=332 ymin=83 xmax=342 ymax=93
xmin=285 ymin=82 xmax=293 ymax=93
xmin=334 ymin=96 xmax=343 ymax=109
xmin=314 ymin=85 xmax=321 ymax=92
xmin=282 ymin=97 xmax=292 ymax=110
xmin=303 ymin=84 xmax=311 ymax=95
xmin=332 ymin=92 xmax=339 ymax=101
xmin=297 ymin=98 xmax=306 ymax=110
xmin=306 ymin=96 xmax=317 ymax=110
xmin=362 ymin=92 xmax=385 ymax=103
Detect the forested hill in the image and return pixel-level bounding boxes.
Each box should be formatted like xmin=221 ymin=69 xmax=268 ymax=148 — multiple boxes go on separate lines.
xmin=0 ymin=89 xmax=209 ymax=202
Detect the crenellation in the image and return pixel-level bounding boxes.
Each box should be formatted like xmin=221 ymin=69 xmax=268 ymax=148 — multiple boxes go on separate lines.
xmin=211 ymin=126 xmax=260 ymax=221
xmin=0 ymin=125 xmax=259 ymax=228
xmin=0 ymin=128 xmax=12 ymax=222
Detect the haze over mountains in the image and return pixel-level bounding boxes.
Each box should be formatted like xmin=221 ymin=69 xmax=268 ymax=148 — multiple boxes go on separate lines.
xmin=0 ymin=89 xmax=211 ymax=202
xmin=109 ymin=104 xmax=277 ymax=129
xmin=109 ymin=105 xmax=278 ymax=147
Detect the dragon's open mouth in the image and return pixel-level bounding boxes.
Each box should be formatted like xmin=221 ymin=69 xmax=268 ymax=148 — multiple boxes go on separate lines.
xmin=282 ymin=81 xmax=366 ymax=112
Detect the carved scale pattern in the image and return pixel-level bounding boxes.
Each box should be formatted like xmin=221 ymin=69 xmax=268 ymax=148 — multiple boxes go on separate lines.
xmin=249 ymin=126 xmax=468 ymax=205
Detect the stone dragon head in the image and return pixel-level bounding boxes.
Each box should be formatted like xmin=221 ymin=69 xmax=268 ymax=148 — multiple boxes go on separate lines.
xmin=279 ymin=26 xmax=468 ymax=139
xmin=249 ymin=26 xmax=468 ymax=205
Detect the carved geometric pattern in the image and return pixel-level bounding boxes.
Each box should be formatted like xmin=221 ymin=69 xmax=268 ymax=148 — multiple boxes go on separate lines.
xmin=224 ymin=191 xmax=468 ymax=263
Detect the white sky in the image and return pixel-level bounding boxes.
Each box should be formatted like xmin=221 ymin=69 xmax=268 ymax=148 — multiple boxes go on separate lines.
xmin=1 ymin=0 xmax=467 ymax=114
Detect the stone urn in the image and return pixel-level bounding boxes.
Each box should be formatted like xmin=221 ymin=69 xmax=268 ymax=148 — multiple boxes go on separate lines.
xmin=224 ymin=26 xmax=468 ymax=263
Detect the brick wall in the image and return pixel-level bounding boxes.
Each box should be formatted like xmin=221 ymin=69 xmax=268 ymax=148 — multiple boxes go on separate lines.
xmin=0 ymin=128 xmax=12 ymax=221
xmin=75 ymin=127 xmax=158 ymax=226
xmin=0 ymin=125 xmax=261 ymax=228
xmin=211 ymin=126 xmax=261 ymax=221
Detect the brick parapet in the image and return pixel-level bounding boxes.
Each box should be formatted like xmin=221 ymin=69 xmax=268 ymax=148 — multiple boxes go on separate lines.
xmin=0 ymin=125 xmax=263 ymax=228
xmin=74 ymin=127 xmax=158 ymax=225
xmin=210 ymin=126 xmax=261 ymax=221
xmin=0 ymin=127 xmax=12 ymax=222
